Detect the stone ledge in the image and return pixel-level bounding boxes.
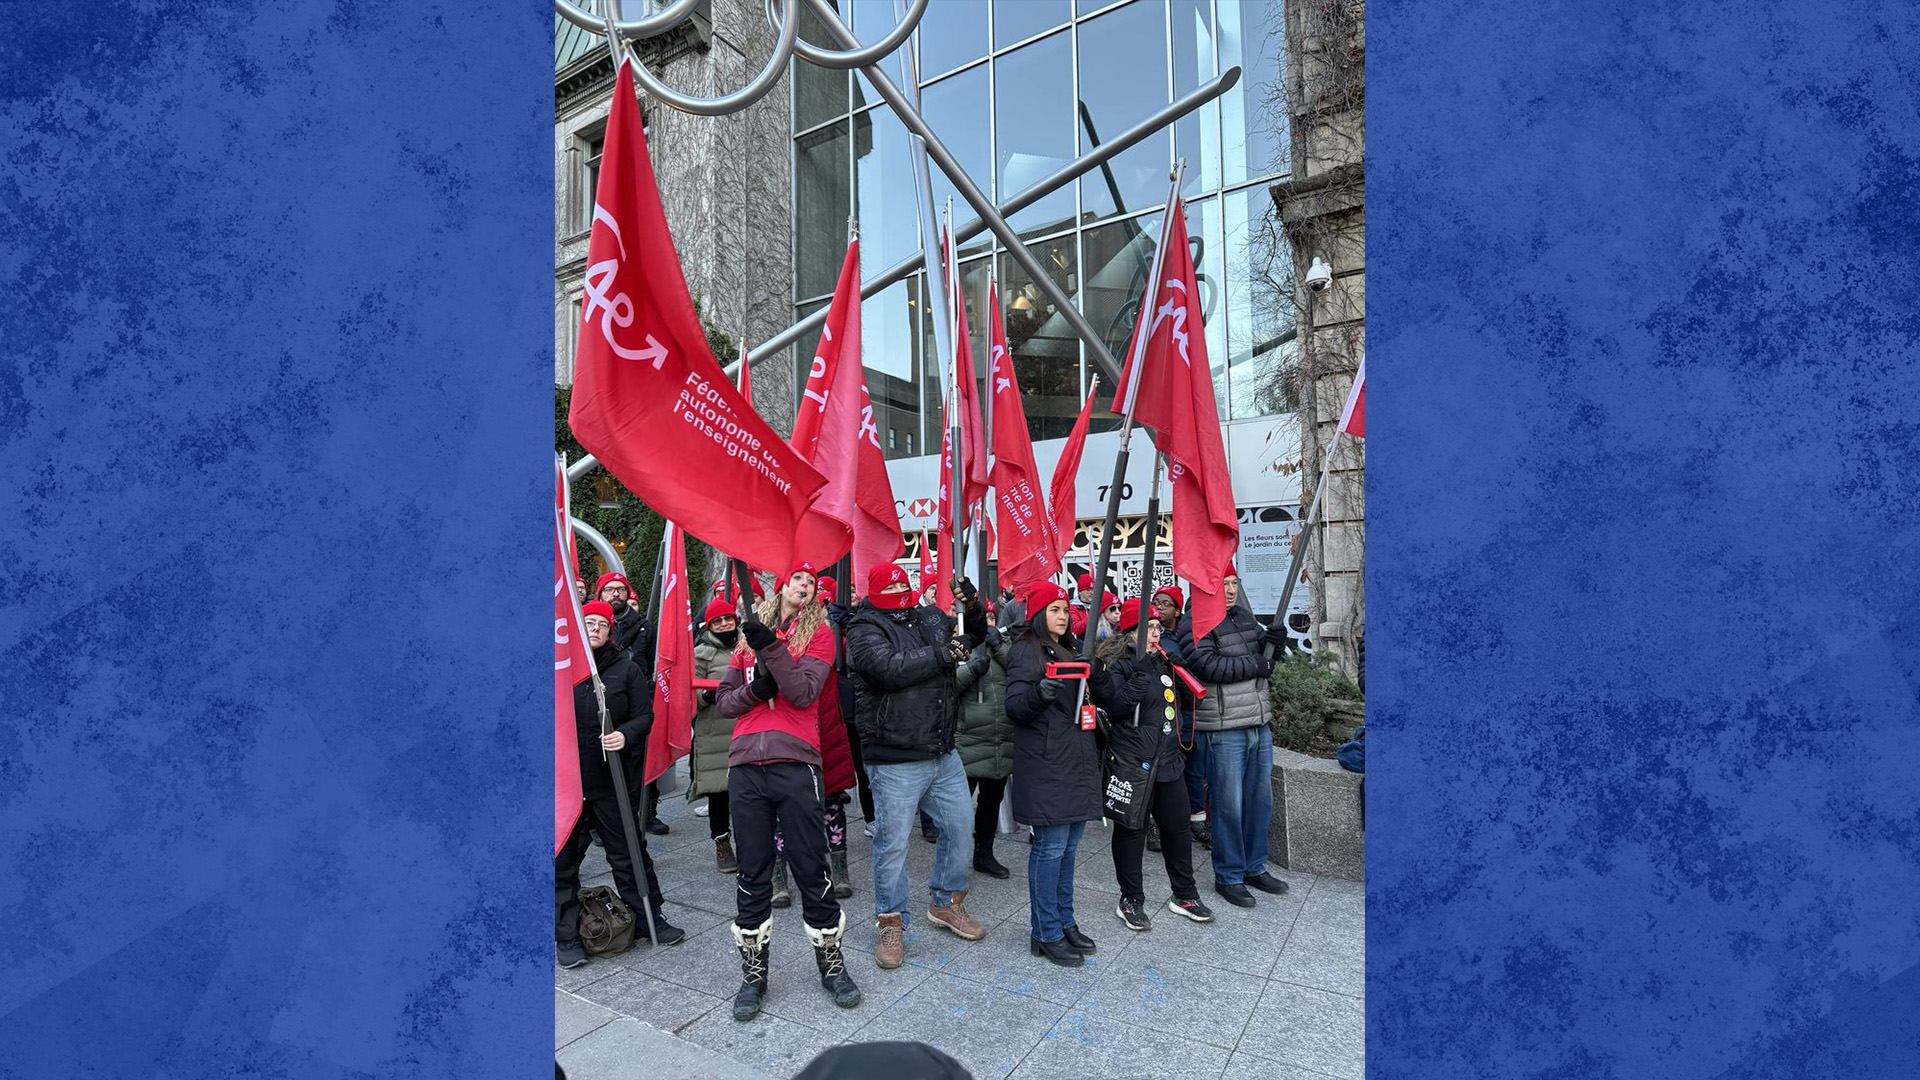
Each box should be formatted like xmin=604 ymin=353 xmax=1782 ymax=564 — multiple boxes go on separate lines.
xmin=1269 ymin=747 xmax=1364 ymax=881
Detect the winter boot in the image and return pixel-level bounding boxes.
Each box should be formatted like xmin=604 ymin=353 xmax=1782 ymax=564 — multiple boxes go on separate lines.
xmin=770 ymin=857 xmax=792 ymax=908
xmin=805 ymin=914 xmax=863 ymax=1009
xmin=927 ymin=890 xmax=986 ymax=941
xmin=874 ymin=913 xmax=905 ymax=969
xmin=973 ymin=838 xmax=1010 ymax=879
xmin=1146 ymin=822 xmax=1162 ymax=852
xmin=730 ymin=920 xmax=771 ymax=1021
xmin=714 ymin=833 xmax=738 ymax=875
xmin=1190 ymin=813 xmax=1211 ymax=849
xmin=829 ymin=850 xmax=854 ymax=898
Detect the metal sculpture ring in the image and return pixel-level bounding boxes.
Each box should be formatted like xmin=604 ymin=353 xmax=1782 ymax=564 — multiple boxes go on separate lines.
xmin=763 ymin=0 xmax=928 ymax=70
xmin=555 ymin=0 xmax=801 ymax=117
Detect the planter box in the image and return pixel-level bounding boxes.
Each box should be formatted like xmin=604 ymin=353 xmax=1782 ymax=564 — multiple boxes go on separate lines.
xmin=1268 ymin=747 xmax=1365 ymax=881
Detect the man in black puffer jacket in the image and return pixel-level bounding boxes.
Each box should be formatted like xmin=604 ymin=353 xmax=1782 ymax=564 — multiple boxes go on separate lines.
xmin=844 ymin=564 xmax=989 ymax=969
xmin=1174 ymin=560 xmax=1291 ymax=909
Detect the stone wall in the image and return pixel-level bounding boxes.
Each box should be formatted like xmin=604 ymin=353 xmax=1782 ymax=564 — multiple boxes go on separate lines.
xmin=1272 ymin=0 xmax=1365 ymax=682
xmin=554 ymin=9 xmax=796 ymax=435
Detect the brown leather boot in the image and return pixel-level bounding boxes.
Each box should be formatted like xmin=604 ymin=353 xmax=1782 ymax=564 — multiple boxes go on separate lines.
xmin=874 ymin=913 xmax=905 ymax=969
xmin=714 ymin=833 xmax=738 ymax=875
xmin=927 ymin=890 xmax=986 ymax=941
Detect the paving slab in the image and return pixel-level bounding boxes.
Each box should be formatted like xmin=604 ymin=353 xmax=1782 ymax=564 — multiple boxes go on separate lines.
xmin=1270 ymin=883 xmax=1365 ymax=997
xmin=557 ymin=1016 xmax=772 ymax=1080
xmin=1223 ymin=1049 xmax=1347 ymax=1080
xmin=852 ymin=971 xmax=1069 ymax=1080
xmin=1235 ymin=981 xmax=1365 ymax=1080
xmin=573 ymin=967 xmax=727 ymax=1035
xmin=1075 ymin=949 xmax=1268 ymax=1051
xmin=940 ymin=921 xmax=1135 ymax=1007
xmin=555 ymin=987 xmax=620 ymax=1050
xmin=1010 ymin=1007 xmax=1233 ymax=1079
xmin=677 ymin=1000 xmax=847 ymax=1077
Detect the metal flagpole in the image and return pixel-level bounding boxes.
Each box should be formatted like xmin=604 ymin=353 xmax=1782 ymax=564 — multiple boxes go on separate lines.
xmin=1263 ymin=430 xmax=1343 ymax=661
xmin=1132 ymin=453 xmax=1166 ymax=661
xmin=944 ymin=199 xmax=967 ymax=609
xmin=977 ymin=268 xmax=995 ymax=610
xmin=1078 ymin=160 xmax=1186 ymax=668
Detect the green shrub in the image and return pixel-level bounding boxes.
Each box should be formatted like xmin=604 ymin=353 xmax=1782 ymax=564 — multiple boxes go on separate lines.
xmin=1268 ymin=651 xmax=1362 ymax=752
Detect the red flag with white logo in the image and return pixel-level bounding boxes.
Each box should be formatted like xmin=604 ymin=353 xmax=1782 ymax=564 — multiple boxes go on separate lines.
xmin=941 ymin=235 xmax=991 ymax=523
xmin=554 ymin=462 xmax=587 ymax=856
xmin=918 ymin=529 xmax=935 ymax=597
xmin=1047 ymin=384 xmax=1099 ymax=577
xmin=645 ymin=521 xmax=694 ymax=784
xmin=790 ymin=238 xmax=904 ymax=582
xmin=568 ymin=62 xmax=825 ymax=571
xmin=986 ymin=288 xmax=1056 ymax=596
xmin=1338 ymin=357 xmax=1365 ymax=438
xmin=1110 ymin=200 xmax=1240 ymax=642
xmin=932 ymin=408 xmax=958 ymax=612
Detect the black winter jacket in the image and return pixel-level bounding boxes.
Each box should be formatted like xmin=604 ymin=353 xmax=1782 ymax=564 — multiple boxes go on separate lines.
xmin=572 ymin=643 xmax=651 ymax=799
xmin=611 ymin=607 xmax=654 ymax=684
xmin=1091 ymin=642 xmax=1188 ymax=783
xmin=1005 ymin=620 xmax=1101 ymax=827
xmin=844 ymin=601 xmax=977 ymax=764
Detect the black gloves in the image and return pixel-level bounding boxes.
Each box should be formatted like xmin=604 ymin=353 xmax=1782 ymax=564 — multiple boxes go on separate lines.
xmin=966 ymin=647 xmax=991 ymax=678
xmin=983 ymin=624 xmax=1003 ymax=651
xmin=749 ymin=669 xmax=778 ymax=702
xmin=699 ymin=687 xmax=717 ymax=707
xmin=951 ymin=576 xmax=979 ymax=607
xmin=1035 ymin=677 xmax=1066 ymax=704
xmin=742 ymin=618 xmax=778 ymax=652
xmin=1262 ymin=621 xmax=1289 ymax=647
xmin=1131 ymin=662 xmax=1162 ymax=696
xmin=948 ymin=637 xmax=972 ymax=662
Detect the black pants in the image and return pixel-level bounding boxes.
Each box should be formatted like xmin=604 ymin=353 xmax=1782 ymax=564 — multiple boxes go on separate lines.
xmin=774 ymin=797 xmax=848 ymax=855
xmin=967 ymin=776 xmax=1008 ymax=852
xmin=707 ymin=790 xmax=731 ymax=839
xmin=643 ymin=780 xmax=663 ymax=823
xmin=843 ymin=721 xmax=876 ymax=823
xmin=732 ymin=762 xmax=841 ymax=930
xmin=555 ymin=794 xmax=664 ymax=942
xmin=1111 ymin=778 xmax=1199 ymax=903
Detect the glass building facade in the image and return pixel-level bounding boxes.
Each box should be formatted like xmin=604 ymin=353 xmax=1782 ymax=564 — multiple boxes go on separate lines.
xmin=790 ymin=0 xmax=1295 ymax=461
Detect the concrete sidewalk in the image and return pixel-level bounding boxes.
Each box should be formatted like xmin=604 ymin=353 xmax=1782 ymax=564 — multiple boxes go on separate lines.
xmin=557 ymin=761 xmax=1364 ymax=1080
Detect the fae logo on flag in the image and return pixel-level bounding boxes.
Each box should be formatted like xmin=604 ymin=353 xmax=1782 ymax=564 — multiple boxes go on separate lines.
xmin=1146 ymin=278 xmax=1193 ymax=368
xmin=583 ymin=204 xmax=669 ymax=369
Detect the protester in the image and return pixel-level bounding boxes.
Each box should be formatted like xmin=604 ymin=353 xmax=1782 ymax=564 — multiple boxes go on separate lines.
xmin=954 ymin=621 xmax=1015 ymax=879
xmin=555 ymin=602 xmax=685 ymax=969
xmin=689 ymin=599 xmax=741 ymax=874
xmin=575 ymin=576 xmax=588 ymax=605
xmin=1175 ymin=561 xmax=1290 ymax=908
xmin=1095 ymin=591 xmax=1121 ymax=641
xmin=1153 ymin=585 xmax=1208 ymax=849
xmin=597 ymin=571 xmax=669 ymax=836
xmin=770 ymin=606 xmax=859 ymax=904
xmin=844 ymin=564 xmax=988 ymax=969
xmin=716 ymin=564 xmax=860 ymax=1020
xmin=1005 ymin=582 xmax=1101 ymax=967
xmin=1069 ymin=573 xmax=1095 ymax=638
xmin=1092 ymin=600 xmax=1213 ymax=930
xmin=824 ymin=584 xmax=879 ymax=832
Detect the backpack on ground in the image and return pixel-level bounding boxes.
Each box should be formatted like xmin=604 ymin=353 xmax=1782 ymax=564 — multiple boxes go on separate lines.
xmin=577 ymin=886 xmax=635 ymax=956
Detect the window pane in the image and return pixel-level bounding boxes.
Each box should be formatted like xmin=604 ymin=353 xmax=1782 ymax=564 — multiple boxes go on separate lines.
xmin=919 ymin=64 xmax=993 ymax=257
xmin=1079 ymin=211 xmax=1162 ymax=433
xmin=1171 ymin=0 xmax=1221 ymax=197
xmin=793 ymin=297 xmax=830 ymax=409
xmin=860 ymin=276 xmax=924 ymax=460
xmin=993 ymin=0 xmax=1068 ymax=49
xmin=994 ymin=31 xmax=1075 ymax=237
xmin=793 ymin=2 xmax=850 ymax=131
xmin=852 ymin=106 xmax=924 ymax=272
xmin=1218 ymin=0 xmax=1287 ymax=184
xmin=995 ymin=237 xmax=1080 ymax=443
xmin=795 ymin=121 xmax=851 ymax=300
xmin=1222 ymin=187 xmax=1295 ymax=419
xmin=1075 ymin=0 xmax=1171 ymax=222
xmin=916 ymin=0 xmax=987 ymax=82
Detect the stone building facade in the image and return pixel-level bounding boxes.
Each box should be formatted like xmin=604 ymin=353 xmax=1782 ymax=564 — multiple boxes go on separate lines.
xmin=1272 ymin=0 xmax=1365 ymax=681
xmin=554 ymin=2 xmax=797 ymax=434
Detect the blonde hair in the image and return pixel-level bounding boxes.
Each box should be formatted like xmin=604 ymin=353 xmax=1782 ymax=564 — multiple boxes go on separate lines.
xmin=732 ymin=584 xmax=827 ymax=660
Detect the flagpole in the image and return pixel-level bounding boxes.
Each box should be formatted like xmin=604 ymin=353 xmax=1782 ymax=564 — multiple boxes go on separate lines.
xmin=1132 ymin=452 xmax=1166 ymax=661
xmin=944 ymin=199 xmax=966 ymax=627
xmin=1078 ymin=160 xmax=1185 ymax=668
xmin=977 ymin=267 xmax=995 ymax=606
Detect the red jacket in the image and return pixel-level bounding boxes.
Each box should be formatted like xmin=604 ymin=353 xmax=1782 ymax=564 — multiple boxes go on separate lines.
xmin=718 ymin=619 xmax=835 ymax=769
xmin=814 ymin=666 xmax=857 ymax=795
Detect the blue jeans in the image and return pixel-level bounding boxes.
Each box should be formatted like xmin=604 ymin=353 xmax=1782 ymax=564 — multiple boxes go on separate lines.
xmin=1181 ymin=713 xmax=1209 ymax=816
xmin=1028 ymin=821 xmax=1086 ymax=942
xmin=868 ymin=751 xmax=974 ymax=924
xmin=1199 ymin=727 xmax=1273 ymax=885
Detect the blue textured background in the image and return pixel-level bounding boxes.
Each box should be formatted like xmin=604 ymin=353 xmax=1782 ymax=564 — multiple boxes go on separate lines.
xmin=1371 ymin=1 xmax=1920 ymax=1077
xmin=0 ymin=2 xmax=551 ymax=1076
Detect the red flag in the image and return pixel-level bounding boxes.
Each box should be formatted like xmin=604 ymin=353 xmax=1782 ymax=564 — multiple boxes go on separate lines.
xmin=1338 ymin=357 xmax=1365 ymax=438
xmin=918 ymin=530 xmax=935 ymax=596
xmin=737 ymin=349 xmax=753 ymax=405
xmin=645 ymin=521 xmax=694 ymax=783
xmin=1111 ymin=200 xmax=1239 ymax=642
xmin=553 ymin=463 xmax=587 ymax=856
xmin=1047 ymin=384 xmax=1099 ymax=575
xmin=790 ymin=238 xmax=904 ymax=582
xmin=568 ymin=62 xmax=825 ymax=572
xmin=932 ymin=412 xmax=957 ymax=612
xmin=986 ymin=289 xmax=1057 ymax=596
xmin=943 ymin=238 xmax=990 ymax=522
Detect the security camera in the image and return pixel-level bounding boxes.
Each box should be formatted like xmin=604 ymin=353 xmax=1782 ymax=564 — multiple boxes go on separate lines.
xmin=1304 ymin=256 xmax=1334 ymax=294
